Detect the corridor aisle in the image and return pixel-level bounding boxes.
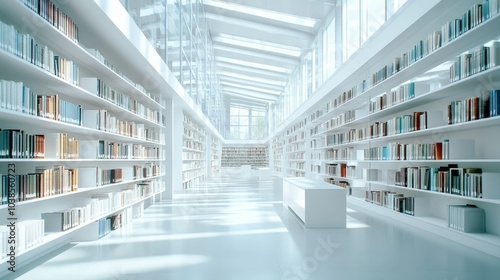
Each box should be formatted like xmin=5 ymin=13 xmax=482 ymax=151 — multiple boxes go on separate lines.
xmin=7 ymin=174 xmax=500 ymax=280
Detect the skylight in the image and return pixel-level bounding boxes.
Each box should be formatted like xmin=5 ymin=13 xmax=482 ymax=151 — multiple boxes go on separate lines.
xmin=213 ymin=34 xmax=302 ymax=57
xmin=204 ymin=0 xmax=318 ymax=28
xmin=216 ymin=57 xmax=289 ymax=73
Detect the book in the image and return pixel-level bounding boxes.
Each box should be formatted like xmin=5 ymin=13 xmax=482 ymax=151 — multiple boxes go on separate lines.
xmin=448 ymin=205 xmax=485 ymax=233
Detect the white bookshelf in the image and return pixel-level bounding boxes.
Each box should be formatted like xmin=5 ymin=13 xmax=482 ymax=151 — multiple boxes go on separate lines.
xmin=182 ymin=113 xmax=206 ymax=189
xmin=271 ymin=0 xmax=500 ymax=257
xmin=221 ymin=146 xmax=268 ymax=168
xmin=0 ymin=0 xmax=166 ymax=276
xmin=209 ymin=135 xmax=221 ymax=177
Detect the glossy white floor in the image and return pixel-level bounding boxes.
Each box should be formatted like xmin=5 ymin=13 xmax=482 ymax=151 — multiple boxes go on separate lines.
xmin=6 ymin=174 xmax=500 ymax=280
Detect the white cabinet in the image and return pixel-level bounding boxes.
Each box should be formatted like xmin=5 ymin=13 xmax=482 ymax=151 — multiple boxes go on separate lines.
xmin=283 ymin=177 xmax=346 ymax=227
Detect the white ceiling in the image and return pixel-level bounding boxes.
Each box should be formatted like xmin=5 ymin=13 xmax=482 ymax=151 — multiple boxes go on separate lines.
xmin=203 ymin=0 xmax=336 ymax=108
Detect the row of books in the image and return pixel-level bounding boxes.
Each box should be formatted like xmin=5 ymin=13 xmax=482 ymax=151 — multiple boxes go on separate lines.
xmin=363 ymin=141 xmax=450 ymax=161
xmin=448 ymin=204 xmax=485 ymax=233
xmin=311 ymin=164 xmax=320 ymax=173
xmin=86 ymin=49 xmax=137 ymax=91
xmin=395 ymin=165 xmax=484 ymax=198
xmin=182 ymin=151 xmax=205 ymax=160
xmin=183 ymin=127 xmax=205 ymax=142
xmin=448 ymin=90 xmax=500 ymax=124
xmin=83 ymin=109 xmax=160 ymax=142
xmin=46 ymin=133 xmax=78 ymax=159
xmin=1 ymin=129 xmax=164 ymax=160
xmin=42 ymin=206 xmax=89 ymax=232
xmin=309 ymin=109 xmax=324 ymax=122
xmin=289 ymin=162 xmax=305 ymax=170
xmin=325 ymin=80 xmax=367 ymax=112
xmin=323 ymin=1 xmax=499 ymax=122
xmin=182 ymin=162 xmax=202 ymax=171
xmin=392 ymin=1 xmax=499 ymax=75
xmin=20 ymin=0 xmax=79 ymax=43
xmin=284 ymin=142 xmax=305 ymax=153
xmin=367 ymin=111 xmax=442 ymax=139
xmin=0 ymin=80 xmax=82 ymax=126
xmin=396 ymin=32 xmax=443 ymax=74
xmin=324 ymin=178 xmax=350 ymax=194
xmin=287 ymin=131 xmax=305 ymax=144
xmin=1 ymin=166 xmax=78 ymax=204
xmin=97 ymin=140 xmax=161 ymax=160
xmin=310 ymin=138 xmax=325 ymax=149
xmin=183 ymin=115 xmax=204 ymax=134
xmin=0 ymin=20 xmax=80 ymax=85
xmin=285 ymin=118 xmax=307 ymax=135
xmin=325 ymin=163 xmax=355 ymax=178
xmin=325 ymin=147 xmax=355 ymax=161
xmin=182 ymin=169 xmax=205 ymax=183
xmin=369 ymin=83 xmax=415 ymax=114
xmin=0 ymin=219 xmax=44 ymax=256
xmin=366 ymin=190 xmax=415 ymax=216
xmin=442 ymin=1 xmax=499 ymax=45
xmin=325 ymin=129 xmax=360 ymax=146
xmin=97 ymin=217 xmax=112 ymax=239
xmin=80 ymin=78 xmax=161 ymax=125
xmin=183 ymin=140 xmax=204 ymax=151
xmin=324 ymin=109 xmax=358 ymax=131
xmin=288 ymin=170 xmax=306 ymax=177
xmin=95 ymin=168 xmax=122 ymax=186
xmin=132 ymin=164 xmax=160 ymax=180
xmin=310 ymin=152 xmax=321 ymax=161
xmin=309 ymin=124 xmax=323 ymax=137
xmin=286 ymin=152 xmax=304 ymax=160
xmin=449 ymin=42 xmax=500 ymax=83
xmin=0 ymin=129 xmax=44 ymax=158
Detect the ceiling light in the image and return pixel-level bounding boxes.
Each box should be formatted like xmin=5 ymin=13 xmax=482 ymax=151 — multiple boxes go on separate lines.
xmin=213 ymin=34 xmax=301 ymax=57
xmin=204 ymin=0 xmax=318 ymax=28
xmin=221 ymin=72 xmax=285 ymax=86
xmin=221 ymin=82 xmax=282 ymax=95
xmin=216 ymin=57 xmax=289 ymax=73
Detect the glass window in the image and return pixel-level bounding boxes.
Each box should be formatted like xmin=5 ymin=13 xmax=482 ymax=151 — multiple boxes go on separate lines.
xmin=342 ymin=0 xmax=360 ymax=61
xmin=361 ymin=0 xmax=386 ymax=43
xmin=324 ymin=17 xmax=336 ymax=79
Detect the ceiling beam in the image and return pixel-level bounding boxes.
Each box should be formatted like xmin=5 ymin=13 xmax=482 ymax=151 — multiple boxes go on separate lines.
xmin=223 ymin=87 xmax=278 ymax=101
xmin=213 ymin=44 xmax=298 ymax=66
xmin=205 ymin=13 xmax=313 ymax=45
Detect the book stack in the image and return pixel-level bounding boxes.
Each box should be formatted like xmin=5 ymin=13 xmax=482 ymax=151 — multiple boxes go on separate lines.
xmin=42 ymin=206 xmax=90 ymax=232
xmin=448 ymin=205 xmax=485 ymax=232
xmin=8 ymin=219 xmax=45 ymax=252
xmin=97 ymin=217 xmax=111 ymax=239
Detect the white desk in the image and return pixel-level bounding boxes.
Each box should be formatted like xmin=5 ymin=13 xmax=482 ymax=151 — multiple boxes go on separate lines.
xmin=283 ymin=177 xmax=346 ymax=228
